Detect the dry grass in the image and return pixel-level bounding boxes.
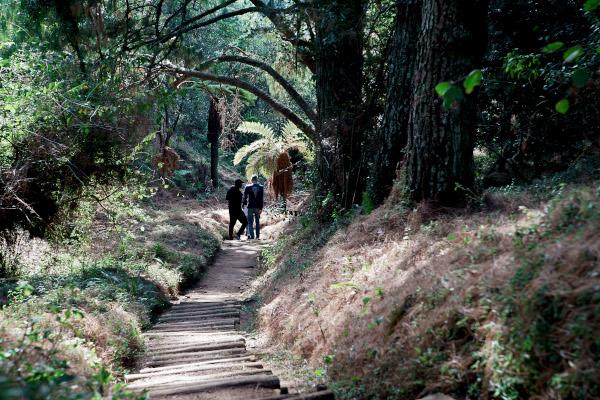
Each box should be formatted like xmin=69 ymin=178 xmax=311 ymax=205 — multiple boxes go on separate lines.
xmin=249 ymin=185 xmax=600 ymax=399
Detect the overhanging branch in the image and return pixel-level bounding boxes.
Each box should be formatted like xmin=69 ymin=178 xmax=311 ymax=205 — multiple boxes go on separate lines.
xmin=163 ymin=63 xmax=316 ymax=141
xmin=248 ymin=0 xmax=316 ymax=72
xmin=214 ymin=55 xmax=316 ymax=123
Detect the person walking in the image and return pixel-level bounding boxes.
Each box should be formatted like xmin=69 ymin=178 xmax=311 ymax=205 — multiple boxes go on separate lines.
xmin=243 ymin=179 xmax=252 ymax=237
xmin=226 ymin=179 xmax=248 ymax=240
xmin=243 ymin=175 xmax=264 ymax=240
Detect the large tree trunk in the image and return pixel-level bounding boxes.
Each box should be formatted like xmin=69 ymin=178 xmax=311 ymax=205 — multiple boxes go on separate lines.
xmin=314 ymin=0 xmax=365 ymax=209
xmin=207 ymin=98 xmax=221 ymax=188
xmin=369 ymin=0 xmax=421 ymax=205
xmin=406 ymin=0 xmax=488 ymax=205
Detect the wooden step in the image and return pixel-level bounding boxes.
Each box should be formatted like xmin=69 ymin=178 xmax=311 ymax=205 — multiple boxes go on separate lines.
xmin=147 ymin=340 xmax=246 ymax=356
xmin=139 ymin=355 xmax=257 ymax=373
xmin=125 ymin=361 xmax=264 ymax=382
xmin=128 ymin=369 xmax=274 ymax=390
xmin=159 ymin=310 xmax=240 ymax=322
xmin=145 ymin=348 xmax=247 ymax=367
xmin=254 ymin=390 xmax=336 ymax=400
xmin=147 ymin=374 xmax=280 ymax=397
xmin=147 ymin=338 xmax=245 ymax=352
xmin=153 ymin=318 xmax=239 ymax=329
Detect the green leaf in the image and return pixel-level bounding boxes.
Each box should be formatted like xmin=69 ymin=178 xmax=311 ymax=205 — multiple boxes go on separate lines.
xmin=563 ymin=46 xmax=584 ymax=63
xmin=435 ymin=82 xmax=452 ymax=97
xmin=555 ymin=99 xmax=570 ymax=114
xmin=362 ymin=296 xmax=371 ymax=305
xmin=463 ymin=69 xmax=482 ymax=94
xmin=584 ymin=0 xmax=600 ymax=12
xmin=541 ymin=41 xmax=564 ymax=53
xmin=16 ymin=282 xmax=34 ymax=297
xmin=323 ymin=355 xmax=334 ymax=364
xmin=442 ymin=86 xmax=464 ymax=109
xmin=330 ymin=282 xmax=360 ymax=290
xmin=447 ymin=233 xmax=457 ymax=241
xmin=572 ymin=69 xmax=591 ymax=88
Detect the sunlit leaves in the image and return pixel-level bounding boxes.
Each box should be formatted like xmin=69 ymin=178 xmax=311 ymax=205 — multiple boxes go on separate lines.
xmin=504 ymin=51 xmax=541 ymax=80
xmin=435 ymin=81 xmax=452 ymax=97
xmin=435 ymin=82 xmax=465 ymax=109
xmin=463 ymin=69 xmax=482 ymax=94
xmin=563 ymin=46 xmax=584 ymax=63
xmin=542 ymin=41 xmax=564 ymax=53
xmin=555 ymin=99 xmax=570 ymax=114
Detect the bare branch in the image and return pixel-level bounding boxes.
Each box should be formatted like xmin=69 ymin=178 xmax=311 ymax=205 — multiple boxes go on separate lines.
xmin=247 ymin=0 xmax=315 ymax=72
xmin=162 ymin=63 xmax=316 ymax=141
xmin=156 ymin=7 xmax=259 ymax=44
xmin=214 ymin=54 xmax=316 ymax=123
xmin=163 ymin=0 xmax=238 ymax=32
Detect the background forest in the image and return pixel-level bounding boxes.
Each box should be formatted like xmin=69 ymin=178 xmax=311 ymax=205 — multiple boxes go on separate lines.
xmin=0 ymin=0 xmax=599 ymax=399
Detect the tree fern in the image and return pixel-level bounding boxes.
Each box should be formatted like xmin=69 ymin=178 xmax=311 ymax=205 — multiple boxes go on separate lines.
xmin=236 ymin=121 xmax=275 ymax=139
xmin=234 ymin=120 xmax=312 ymax=181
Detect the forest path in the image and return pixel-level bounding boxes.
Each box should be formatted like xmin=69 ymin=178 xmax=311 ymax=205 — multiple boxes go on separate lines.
xmin=125 ymin=240 xmax=333 ymax=400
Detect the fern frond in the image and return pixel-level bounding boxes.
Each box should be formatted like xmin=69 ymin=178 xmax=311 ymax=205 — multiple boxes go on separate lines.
xmin=281 ymin=121 xmax=301 ymax=140
xmin=233 ymin=139 xmax=269 ymax=165
xmin=236 ymin=121 xmax=274 ymax=139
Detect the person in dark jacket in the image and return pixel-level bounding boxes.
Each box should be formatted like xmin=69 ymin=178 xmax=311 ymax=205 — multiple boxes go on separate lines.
xmin=226 ymin=179 xmax=248 ymax=240
xmin=243 ymin=175 xmax=264 ymax=239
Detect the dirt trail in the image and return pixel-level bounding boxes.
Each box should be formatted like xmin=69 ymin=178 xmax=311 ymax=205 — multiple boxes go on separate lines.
xmin=126 ymin=240 xmax=333 ymax=399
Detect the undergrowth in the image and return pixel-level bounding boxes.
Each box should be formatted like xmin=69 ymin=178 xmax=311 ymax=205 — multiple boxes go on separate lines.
xmin=256 ymin=172 xmax=600 ymax=399
xmin=0 ymin=187 xmax=221 ymax=399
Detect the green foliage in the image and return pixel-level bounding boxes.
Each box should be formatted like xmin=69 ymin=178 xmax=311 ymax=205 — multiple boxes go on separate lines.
xmin=584 ymin=0 xmax=600 ymax=11
xmin=542 ymin=41 xmax=564 ymax=53
xmin=434 ymin=69 xmax=481 ymax=109
xmin=555 ymin=98 xmax=570 ymax=114
xmin=463 ymin=69 xmax=482 ymax=94
xmin=0 ymin=189 xmax=222 ymax=396
xmin=504 ymin=51 xmax=541 ymax=80
xmin=563 ymin=45 xmax=584 ymax=63
xmin=234 ymin=120 xmax=313 ymax=180
xmin=361 ymin=191 xmax=375 ymax=215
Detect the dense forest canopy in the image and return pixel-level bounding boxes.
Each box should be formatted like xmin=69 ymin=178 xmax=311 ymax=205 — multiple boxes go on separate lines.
xmin=1 ymin=0 xmax=598 ymax=235
xmin=0 ymin=1 xmax=599 ymax=397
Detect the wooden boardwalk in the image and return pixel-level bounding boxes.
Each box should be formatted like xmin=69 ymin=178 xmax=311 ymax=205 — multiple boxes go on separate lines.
xmin=126 ymin=241 xmax=333 ymax=400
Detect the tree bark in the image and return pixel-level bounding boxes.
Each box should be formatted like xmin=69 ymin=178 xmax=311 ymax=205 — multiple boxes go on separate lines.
xmin=207 ymin=98 xmax=221 ymax=188
xmin=369 ymin=0 xmax=421 ymax=205
xmin=314 ymin=0 xmax=365 ymax=209
xmin=406 ymin=0 xmax=488 ymax=205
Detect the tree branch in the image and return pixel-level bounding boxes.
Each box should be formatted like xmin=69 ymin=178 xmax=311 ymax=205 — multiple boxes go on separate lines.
xmin=157 ymin=7 xmax=259 ymax=44
xmin=214 ymin=54 xmax=316 ymax=123
xmin=162 ymin=63 xmax=316 ymax=141
xmin=164 ymin=0 xmax=238 ymax=32
xmin=247 ymin=0 xmax=316 ymax=72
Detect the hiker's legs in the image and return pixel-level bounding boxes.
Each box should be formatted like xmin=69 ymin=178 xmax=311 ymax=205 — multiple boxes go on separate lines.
xmin=228 ymin=211 xmax=236 ymax=239
xmin=247 ymin=208 xmax=255 ymax=238
xmin=236 ymin=210 xmax=248 ymax=237
xmin=245 ymin=214 xmax=250 ymax=236
xmin=254 ymin=210 xmax=260 ymax=238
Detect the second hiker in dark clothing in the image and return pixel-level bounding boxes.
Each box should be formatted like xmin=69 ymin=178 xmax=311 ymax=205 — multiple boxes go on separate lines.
xmin=243 ymin=175 xmax=264 ymax=239
xmin=226 ymin=179 xmax=248 ymax=240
